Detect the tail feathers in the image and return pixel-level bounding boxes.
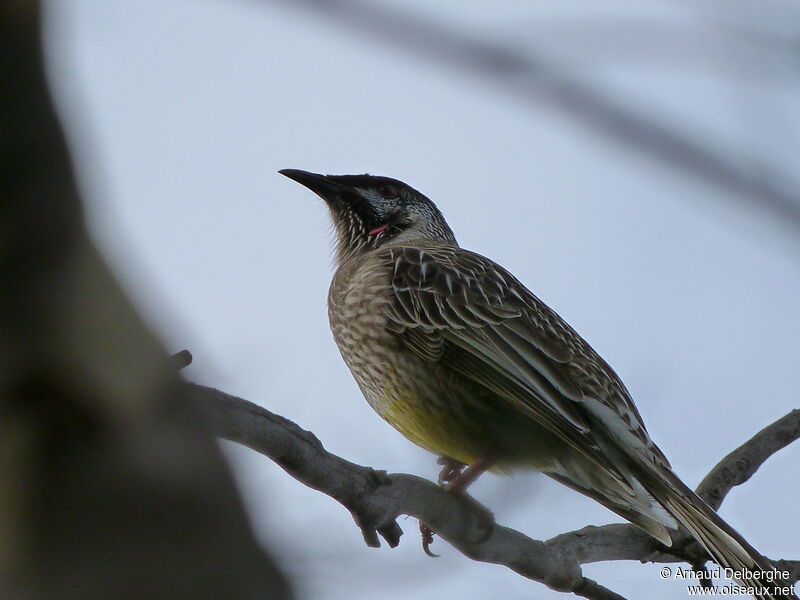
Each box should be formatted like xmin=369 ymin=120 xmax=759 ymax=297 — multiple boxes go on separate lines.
xmin=613 ymin=505 xmax=672 ymax=548
xmin=643 ymin=467 xmax=797 ymax=600
xmin=547 ymin=471 xmax=673 ymax=546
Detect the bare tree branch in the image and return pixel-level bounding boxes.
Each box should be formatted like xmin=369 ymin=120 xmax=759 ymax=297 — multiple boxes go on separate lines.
xmin=697 ymin=409 xmax=800 ymax=510
xmin=271 ymin=0 xmax=800 ymax=235
xmin=189 ymin=381 xmax=799 ymax=598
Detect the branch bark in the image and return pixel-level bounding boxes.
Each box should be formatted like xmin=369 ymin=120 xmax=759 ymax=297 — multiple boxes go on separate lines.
xmin=697 ymin=409 xmax=800 ymax=510
xmin=190 ymin=382 xmax=799 ymax=599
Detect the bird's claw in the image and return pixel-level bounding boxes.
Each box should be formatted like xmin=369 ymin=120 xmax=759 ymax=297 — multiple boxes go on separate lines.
xmin=436 ymin=456 xmax=465 ymax=486
xmin=419 ymin=522 xmax=440 ymax=557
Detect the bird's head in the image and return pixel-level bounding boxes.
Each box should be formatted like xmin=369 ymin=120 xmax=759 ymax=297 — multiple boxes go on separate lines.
xmin=280 ymin=169 xmax=457 ymax=264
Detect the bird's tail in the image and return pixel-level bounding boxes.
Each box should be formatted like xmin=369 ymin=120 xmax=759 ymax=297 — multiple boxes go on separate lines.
xmin=640 ymin=465 xmax=796 ymax=600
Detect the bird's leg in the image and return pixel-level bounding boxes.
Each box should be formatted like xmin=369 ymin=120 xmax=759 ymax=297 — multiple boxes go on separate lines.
xmin=443 ymin=458 xmax=493 ymax=494
xmin=421 ymin=456 xmax=495 ymax=556
xmin=436 ymin=455 xmax=466 ymax=485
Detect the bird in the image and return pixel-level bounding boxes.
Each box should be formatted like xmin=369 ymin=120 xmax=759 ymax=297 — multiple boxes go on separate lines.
xmin=280 ymin=168 xmax=792 ymax=599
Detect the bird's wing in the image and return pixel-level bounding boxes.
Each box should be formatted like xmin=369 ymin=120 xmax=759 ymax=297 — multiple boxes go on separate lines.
xmin=382 ymin=245 xmax=669 ymax=473
xmin=381 ymin=246 xmax=793 ymax=580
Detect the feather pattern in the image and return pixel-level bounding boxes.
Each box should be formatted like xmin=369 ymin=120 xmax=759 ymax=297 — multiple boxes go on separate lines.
xmin=376 ymin=242 xmax=787 ymax=598
xmin=283 ymin=168 xmax=792 ymax=599
xmin=382 ymin=243 xmax=667 ymax=469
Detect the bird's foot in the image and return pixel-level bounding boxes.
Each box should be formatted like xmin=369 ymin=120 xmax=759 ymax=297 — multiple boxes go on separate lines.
xmin=436 ymin=455 xmax=466 ymax=486
xmin=419 ymin=456 xmax=495 ymax=555
xmin=419 ymin=522 xmax=440 ymax=557
xmin=443 ymin=458 xmax=493 ymax=494
xmin=418 ymin=493 xmax=495 ymax=556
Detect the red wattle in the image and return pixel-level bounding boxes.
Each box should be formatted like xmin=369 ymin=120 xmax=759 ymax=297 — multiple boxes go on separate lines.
xmin=368 ymin=224 xmax=389 ymax=236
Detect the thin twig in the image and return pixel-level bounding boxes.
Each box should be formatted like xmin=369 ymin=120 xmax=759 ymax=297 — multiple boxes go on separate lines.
xmin=697 ymin=409 xmax=800 ymax=510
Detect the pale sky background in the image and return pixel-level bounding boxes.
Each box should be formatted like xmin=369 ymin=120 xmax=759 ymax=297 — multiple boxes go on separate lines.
xmin=46 ymin=1 xmax=798 ymax=598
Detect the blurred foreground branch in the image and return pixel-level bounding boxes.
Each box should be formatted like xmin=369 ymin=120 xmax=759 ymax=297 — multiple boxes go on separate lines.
xmin=0 ymin=5 xmax=291 ymax=599
xmin=276 ymin=0 xmax=800 ymax=234
xmin=192 ymin=382 xmax=800 ymax=599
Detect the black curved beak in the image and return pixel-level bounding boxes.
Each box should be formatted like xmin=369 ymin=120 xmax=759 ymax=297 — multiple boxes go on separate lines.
xmin=279 ymin=169 xmax=346 ymax=201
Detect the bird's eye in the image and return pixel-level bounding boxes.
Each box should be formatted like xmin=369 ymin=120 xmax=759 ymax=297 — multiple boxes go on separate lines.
xmin=379 ymin=184 xmax=399 ymax=199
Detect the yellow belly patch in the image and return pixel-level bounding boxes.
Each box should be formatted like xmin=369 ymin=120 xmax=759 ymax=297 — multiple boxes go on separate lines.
xmin=374 ymin=386 xmax=481 ymax=466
